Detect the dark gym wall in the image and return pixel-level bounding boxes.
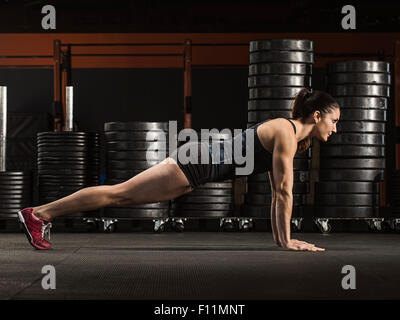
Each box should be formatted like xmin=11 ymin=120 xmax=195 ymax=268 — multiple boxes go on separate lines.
xmin=0 ymin=67 xmax=249 ymax=131
xmin=0 ymin=67 xmax=249 ymax=174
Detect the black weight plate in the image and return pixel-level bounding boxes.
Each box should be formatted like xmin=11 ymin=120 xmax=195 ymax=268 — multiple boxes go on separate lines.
xmin=107 ymin=150 xmax=168 ymax=161
xmin=249 ymin=63 xmax=312 ymax=76
xmin=246 ymin=193 xmax=306 ymax=206
xmin=250 ymin=51 xmax=313 ymax=64
xmin=0 ymin=198 xmax=30 ymax=204
xmin=294 ymin=159 xmax=311 ymax=170
xmin=38 ymin=131 xmax=99 ymax=137
xmin=38 ymin=163 xmax=100 ymax=170
xmin=107 ymin=170 xmax=146 ymax=179
xmin=195 ymin=182 xmax=233 ymax=189
xmin=37 ymin=133 xmax=100 ymax=138
xmin=0 ymin=209 xmax=25 ymax=215
xmin=316 ymin=194 xmax=380 ymax=206
xmin=315 ymin=181 xmax=379 ymax=193
xmin=0 ymin=189 xmax=31 ymax=196
xmin=319 ymin=169 xmax=384 ymax=182
xmin=247 ymin=99 xmax=294 ymax=111
xmin=243 ymin=205 xmax=304 ymax=218
xmin=334 ymin=97 xmax=387 ymax=110
xmin=248 ymin=170 xmax=310 ymax=182
xmin=339 ymin=109 xmax=386 ymax=122
xmin=320 ymin=158 xmax=385 ymax=169
xmin=249 ymin=39 xmax=313 ymax=52
xmin=177 ymin=195 xmax=232 ymax=204
xmin=38 ymin=164 xmax=94 ymax=170
xmin=104 ymin=131 xmax=167 ymax=141
xmin=39 ymin=191 xmax=77 ymax=198
xmin=247 ymin=182 xmax=309 ymax=194
xmin=174 ymin=203 xmax=234 ymax=211
xmin=38 ymin=173 xmax=99 ymax=179
xmin=327 ymin=61 xmax=390 ymax=73
xmin=106 ymin=141 xmax=168 ymax=151
xmin=104 ymin=122 xmax=168 ymax=132
xmin=38 ymin=174 xmax=100 ymax=180
xmin=316 ymin=206 xmax=379 ymax=218
xmin=249 ymin=87 xmax=305 ymax=99
xmin=37 ymin=157 xmax=99 ymax=163
xmin=337 ymin=121 xmax=385 ymax=133
xmin=103 ymin=179 xmax=130 ymax=185
xmin=0 ymin=184 xmax=30 ymax=191
xmin=248 ymin=75 xmax=312 ymax=88
xmin=105 ymin=207 xmax=169 ymax=217
xmin=170 ymin=210 xmax=231 ymax=218
xmin=38 ymin=169 xmax=99 ymax=175
xmin=37 ymin=136 xmax=100 ymax=142
xmin=38 ymin=145 xmax=99 ymax=152
xmin=39 ymin=182 xmax=97 ymax=188
xmin=0 ymin=204 xmax=29 ymax=210
xmin=0 ymin=171 xmax=30 ymax=177
xmin=123 ymin=202 xmax=170 ymax=209
xmin=328 ymin=73 xmax=391 ymax=85
xmin=327 ymin=133 xmax=385 ymax=145
xmin=0 ymin=178 xmax=31 ymax=185
xmin=38 ymin=151 xmax=100 ymax=158
xmin=37 ymin=131 xmax=100 ymax=136
xmin=39 ymin=183 xmax=99 ymax=189
xmin=39 ymin=184 xmax=86 ymax=190
xmin=0 ymin=194 xmax=29 ymax=199
xmin=37 ymin=144 xmax=99 ymax=151
xmin=320 ymin=146 xmax=385 ymax=157
xmin=248 ymin=111 xmax=292 ymax=122
xmin=107 ymin=160 xmax=161 ymax=170
xmin=39 ymin=189 xmax=83 ymax=196
xmin=295 ymin=148 xmax=312 ymax=159
xmin=186 ymin=189 xmax=232 ymax=196
xmin=328 ymin=84 xmax=390 ymax=97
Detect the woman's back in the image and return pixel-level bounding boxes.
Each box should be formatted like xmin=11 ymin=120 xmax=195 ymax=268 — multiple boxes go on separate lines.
xmin=255 ymin=118 xmax=297 ymax=154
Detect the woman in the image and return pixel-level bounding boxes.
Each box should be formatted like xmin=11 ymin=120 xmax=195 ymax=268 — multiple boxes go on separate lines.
xmin=18 ymin=88 xmax=340 ymax=251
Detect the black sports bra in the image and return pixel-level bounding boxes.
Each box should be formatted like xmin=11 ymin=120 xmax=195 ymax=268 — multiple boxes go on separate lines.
xmin=209 ymin=118 xmax=297 ymax=176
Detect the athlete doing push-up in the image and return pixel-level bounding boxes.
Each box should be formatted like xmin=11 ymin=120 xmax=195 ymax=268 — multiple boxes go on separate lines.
xmin=17 ymin=88 xmax=340 ymax=252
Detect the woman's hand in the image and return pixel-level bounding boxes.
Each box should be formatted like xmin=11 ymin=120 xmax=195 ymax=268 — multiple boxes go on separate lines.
xmin=281 ymin=239 xmax=325 ymax=252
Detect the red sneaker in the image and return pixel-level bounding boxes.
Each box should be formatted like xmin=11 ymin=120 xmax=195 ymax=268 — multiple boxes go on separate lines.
xmin=17 ymin=207 xmax=52 ymax=250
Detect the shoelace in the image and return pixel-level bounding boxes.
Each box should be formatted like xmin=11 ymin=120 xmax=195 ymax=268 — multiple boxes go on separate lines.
xmin=41 ymin=223 xmax=52 ymax=241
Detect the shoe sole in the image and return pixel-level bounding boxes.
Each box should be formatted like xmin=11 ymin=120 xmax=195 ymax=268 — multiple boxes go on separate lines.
xmin=17 ymin=210 xmax=48 ymax=250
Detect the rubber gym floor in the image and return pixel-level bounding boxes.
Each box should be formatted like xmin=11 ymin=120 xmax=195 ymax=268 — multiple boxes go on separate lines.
xmin=1 ymin=230 xmax=400 ymax=300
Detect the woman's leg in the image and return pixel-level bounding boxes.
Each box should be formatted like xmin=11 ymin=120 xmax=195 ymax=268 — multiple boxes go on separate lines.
xmin=33 ymin=157 xmax=193 ymax=221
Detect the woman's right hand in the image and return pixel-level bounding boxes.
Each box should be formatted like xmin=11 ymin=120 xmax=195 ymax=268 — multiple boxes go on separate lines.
xmin=282 ymin=239 xmax=325 ymax=252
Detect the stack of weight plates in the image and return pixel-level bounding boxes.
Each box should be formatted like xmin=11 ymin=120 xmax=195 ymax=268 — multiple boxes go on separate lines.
xmin=104 ymin=121 xmax=169 ymax=218
xmin=171 ymin=132 xmax=234 ymax=218
xmin=245 ymin=39 xmax=313 ymax=218
xmin=37 ymin=132 xmax=100 ymax=217
xmin=0 ymin=171 xmax=31 ymax=218
xmin=317 ymin=60 xmax=390 ymax=218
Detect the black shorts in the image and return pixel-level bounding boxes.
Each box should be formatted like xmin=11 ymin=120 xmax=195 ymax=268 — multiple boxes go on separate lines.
xmin=170 ymin=142 xmax=234 ymax=188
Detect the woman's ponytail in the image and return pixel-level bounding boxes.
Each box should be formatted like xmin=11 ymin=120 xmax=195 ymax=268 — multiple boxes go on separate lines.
xmin=291 ymin=88 xmax=312 ymax=153
xmin=291 ymin=88 xmax=311 ymax=120
xmin=297 ymin=137 xmax=311 ymax=153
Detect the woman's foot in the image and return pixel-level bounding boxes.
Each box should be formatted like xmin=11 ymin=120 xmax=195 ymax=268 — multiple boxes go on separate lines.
xmin=17 ymin=207 xmax=52 ymax=250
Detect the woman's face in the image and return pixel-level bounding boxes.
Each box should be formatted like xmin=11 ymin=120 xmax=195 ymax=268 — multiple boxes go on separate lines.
xmin=313 ymin=107 xmax=340 ymax=142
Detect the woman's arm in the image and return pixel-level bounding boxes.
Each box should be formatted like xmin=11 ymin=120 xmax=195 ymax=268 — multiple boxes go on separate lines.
xmin=268 ymin=172 xmax=281 ymax=246
xmin=272 ymin=130 xmax=324 ymax=252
